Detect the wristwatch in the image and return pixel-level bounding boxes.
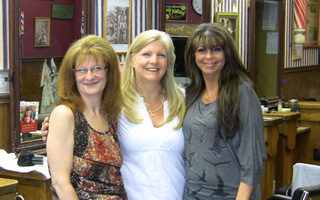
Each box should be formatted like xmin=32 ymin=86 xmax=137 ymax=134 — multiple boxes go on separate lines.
xmin=192 ymin=0 xmax=202 ymax=15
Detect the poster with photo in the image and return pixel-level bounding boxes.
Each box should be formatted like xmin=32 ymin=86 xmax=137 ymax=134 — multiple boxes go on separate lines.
xmin=20 ymin=101 xmax=39 ymax=133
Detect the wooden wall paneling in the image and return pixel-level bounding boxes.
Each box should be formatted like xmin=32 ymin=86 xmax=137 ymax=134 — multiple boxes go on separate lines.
xmin=0 ymin=96 xmax=11 ymax=152
xmin=283 ymin=65 xmax=320 ymax=102
xmin=21 ymin=58 xmax=62 ymax=110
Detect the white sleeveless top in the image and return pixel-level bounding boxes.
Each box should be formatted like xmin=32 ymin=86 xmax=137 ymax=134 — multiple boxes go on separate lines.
xmin=118 ymin=96 xmax=186 ymax=200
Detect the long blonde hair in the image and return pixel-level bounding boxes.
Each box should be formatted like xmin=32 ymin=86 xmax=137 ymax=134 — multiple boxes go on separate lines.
xmin=121 ymin=30 xmax=185 ymax=129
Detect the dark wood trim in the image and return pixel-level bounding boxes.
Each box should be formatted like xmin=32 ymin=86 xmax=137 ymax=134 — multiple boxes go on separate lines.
xmin=202 ymin=0 xmax=211 ymax=23
xmin=278 ymin=0 xmax=285 ymax=100
xmin=21 ymin=57 xmax=63 ymax=63
xmin=147 ymin=0 xmax=152 ymax=30
xmin=158 ymin=0 xmax=166 ymax=31
xmin=284 ymin=65 xmax=320 ymax=73
xmin=15 ymin=140 xmax=46 ymax=154
xmin=84 ymin=0 xmax=95 ymax=35
xmin=9 ymin=0 xmax=21 ymax=153
xmin=249 ymin=0 xmax=284 ymax=102
xmin=248 ymin=0 xmax=256 ymax=82
xmin=0 ymin=95 xmax=9 ymax=103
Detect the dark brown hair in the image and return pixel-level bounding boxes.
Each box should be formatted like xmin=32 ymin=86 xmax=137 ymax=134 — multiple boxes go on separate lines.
xmin=184 ymin=23 xmax=251 ymax=140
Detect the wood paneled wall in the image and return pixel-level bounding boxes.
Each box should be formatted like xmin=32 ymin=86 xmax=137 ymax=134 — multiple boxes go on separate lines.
xmin=283 ymin=65 xmax=320 ymax=102
xmin=0 ymin=96 xmax=11 ymax=152
xmin=21 ymin=58 xmax=62 ymax=107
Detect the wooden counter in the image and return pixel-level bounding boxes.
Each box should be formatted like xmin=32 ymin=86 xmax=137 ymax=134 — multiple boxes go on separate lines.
xmin=296 ymin=101 xmax=320 ymax=165
xmin=261 ymin=116 xmax=282 ymax=200
xmin=0 ymin=178 xmax=18 ymax=200
xmin=0 ymin=167 xmax=52 ymax=200
xmin=263 ymin=112 xmax=300 ymax=191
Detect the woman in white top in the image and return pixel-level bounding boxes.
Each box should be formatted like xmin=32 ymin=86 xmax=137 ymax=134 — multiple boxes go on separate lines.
xmin=42 ymin=30 xmax=186 ymax=199
xmin=119 ymin=30 xmax=186 ymax=199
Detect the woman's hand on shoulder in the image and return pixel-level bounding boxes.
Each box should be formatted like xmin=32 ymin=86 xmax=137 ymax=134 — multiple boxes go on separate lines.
xmin=42 ymin=105 xmax=74 ymax=142
xmin=41 ymin=117 xmax=49 ymax=142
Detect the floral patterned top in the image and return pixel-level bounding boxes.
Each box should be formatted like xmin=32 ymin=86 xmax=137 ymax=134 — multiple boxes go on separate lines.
xmin=51 ymin=112 xmax=127 ymax=200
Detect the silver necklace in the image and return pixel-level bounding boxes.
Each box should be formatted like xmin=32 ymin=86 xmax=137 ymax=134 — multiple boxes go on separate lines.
xmin=205 ymin=86 xmax=218 ymax=102
xmin=146 ymin=95 xmax=165 ymax=117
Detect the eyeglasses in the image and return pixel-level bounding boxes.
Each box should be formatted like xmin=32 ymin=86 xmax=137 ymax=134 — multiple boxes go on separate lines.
xmin=73 ymin=66 xmax=107 ymax=76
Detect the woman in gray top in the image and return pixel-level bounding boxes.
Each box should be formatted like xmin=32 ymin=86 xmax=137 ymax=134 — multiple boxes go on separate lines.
xmin=183 ymin=23 xmax=267 ymax=199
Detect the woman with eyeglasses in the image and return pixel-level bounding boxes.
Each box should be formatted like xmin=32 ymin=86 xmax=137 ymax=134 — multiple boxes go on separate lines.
xmin=46 ymin=35 xmax=127 ymax=199
xmin=182 ymin=23 xmax=267 ymax=199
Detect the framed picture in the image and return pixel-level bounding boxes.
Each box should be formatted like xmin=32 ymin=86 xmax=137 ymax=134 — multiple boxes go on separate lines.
xmin=51 ymin=4 xmax=74 ymax=19
xmin=166 ymin=4 xmax=187 ymax=22
xmin=165 ymin=23 xmax=198 ymax=37
xmin=103 ymin=0 xmax=131 ymax=54
xmin=305 ymin=0 xmax=319 ymax=47
xmin=34 ymin=17 xmax=50 ymax=47
xmin=293 ymin=43 xmax=303 ymax=60
xmin=216 ymin=13 xmax=239 ymax=48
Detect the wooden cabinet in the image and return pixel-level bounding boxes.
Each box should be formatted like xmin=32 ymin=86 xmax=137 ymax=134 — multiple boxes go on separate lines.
xmin=0 ymin=178 xmax=18 ymax=200
xmin=261 ymin=116 xmax=282 ymax=200
xmin=263 ymin=112 xmax=300 ymax=190
xmin=0 ymin=96 xmax=11 ymax=153
xmin=296 ymin=101 xmax=320 ymax=165
xmin=0 ymin=167 xmax=52 ymax=200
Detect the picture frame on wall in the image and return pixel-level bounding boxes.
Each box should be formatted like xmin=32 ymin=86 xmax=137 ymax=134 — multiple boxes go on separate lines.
xmin=51 ymin=4 xmax=74 ymax=20
xmin=34 ymin=17 xmax=50 ymax=47
xmin=166 ymin=4 xmax=188 ymax=22
xmin=215 ymin=12 xmax=239 ymax=48
xmin=165 ymin=24 xmax=198 ymax=37
xmin=103 ymin=0 xmax=131 ymax=54
xmin=293 ymin=43 xmax=303 ymax=60
xmin=305 ymin=0 xmax=319 ymax=47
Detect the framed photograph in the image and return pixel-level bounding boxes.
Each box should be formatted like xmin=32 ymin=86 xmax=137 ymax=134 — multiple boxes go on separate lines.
xmin=293 ymin=43 xmax=303 ymax=60
xmin=216 ymin=13 xmax=239 ymax=48
xmin=34 ymin=17 xmax=50 ymax=47
xmin=305 ymin=0 xmax=319 ymax=47
xmin=51 ymin=4 xmax=74 ymax=19
xmin=166 ymin=4 xmax=187 ymax=22
xmin=103 ymin=0 xmax=131 ymax=54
